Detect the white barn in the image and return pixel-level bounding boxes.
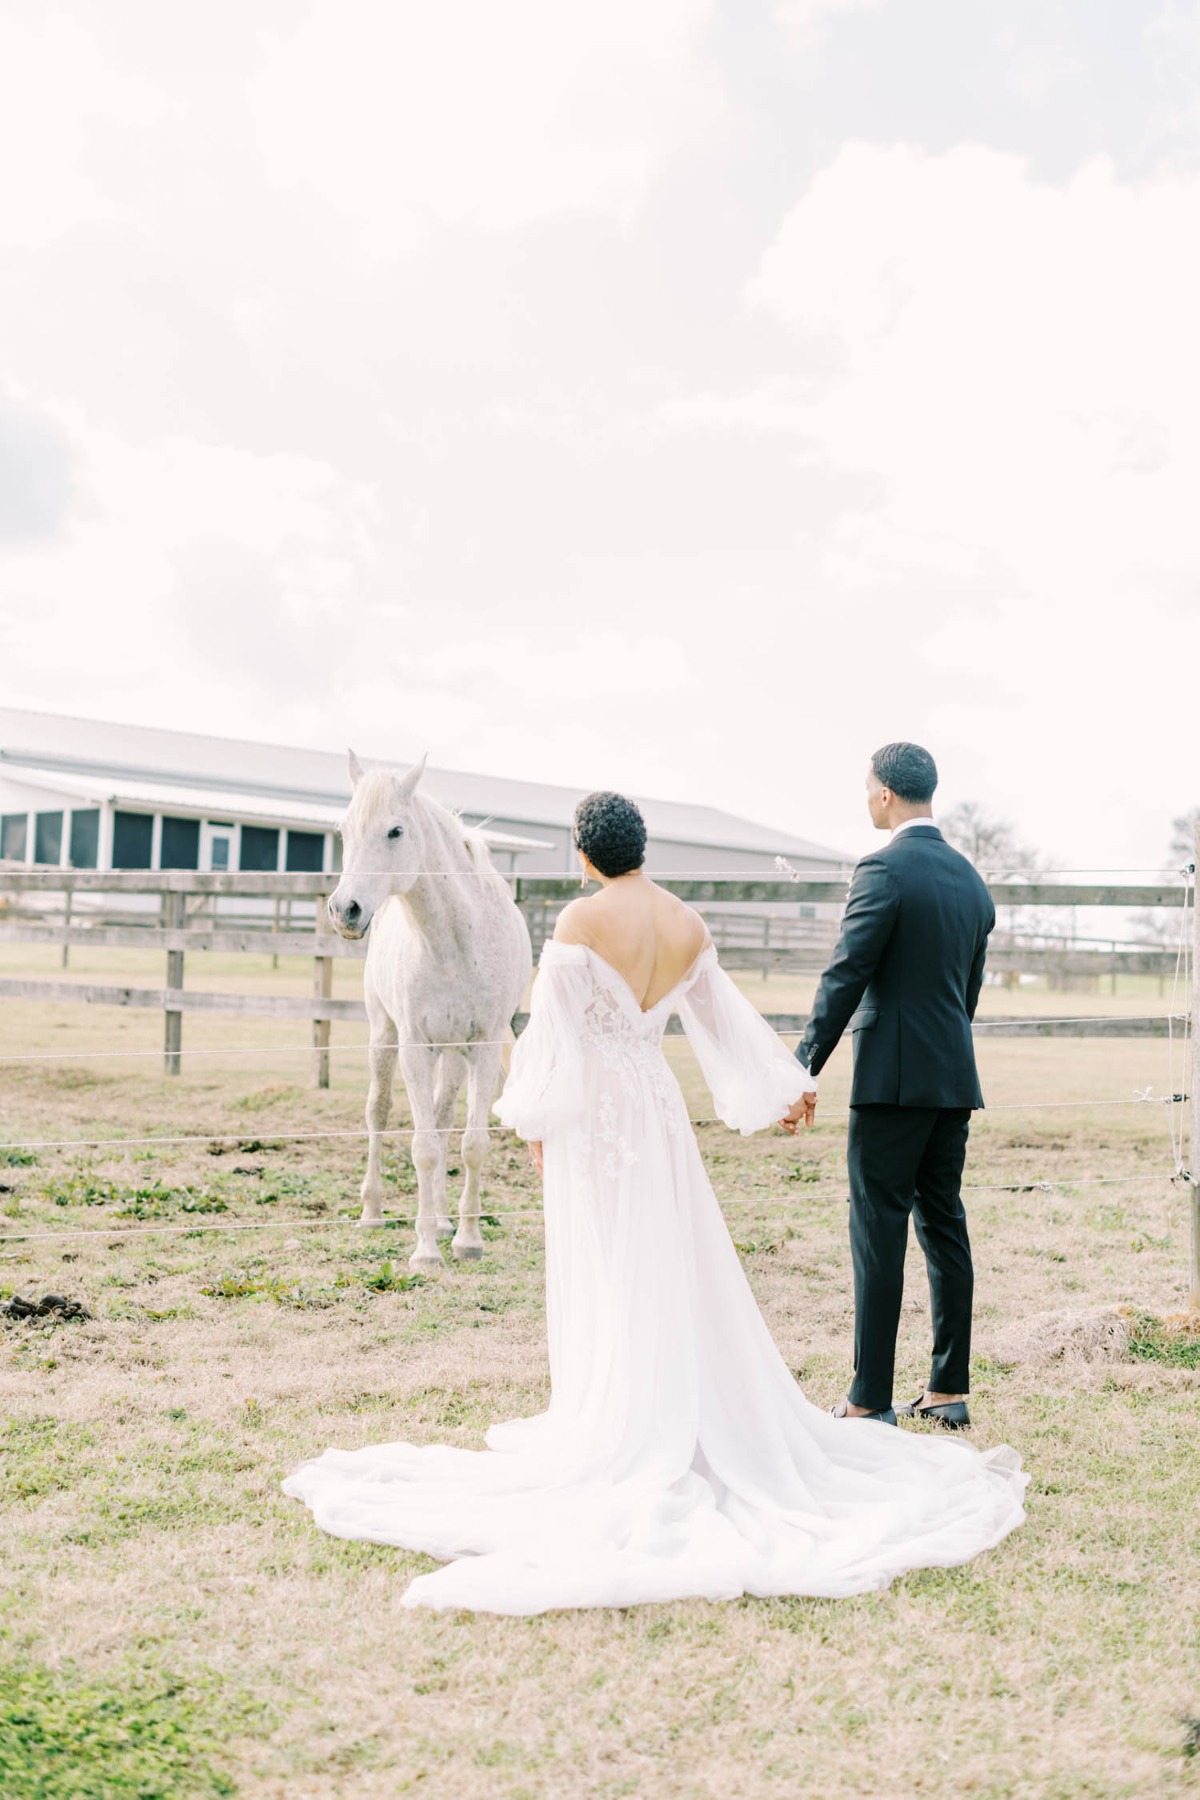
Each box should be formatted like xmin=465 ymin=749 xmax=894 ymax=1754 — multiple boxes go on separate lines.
xmin=0 ymin=707 xmax=848 ymax=883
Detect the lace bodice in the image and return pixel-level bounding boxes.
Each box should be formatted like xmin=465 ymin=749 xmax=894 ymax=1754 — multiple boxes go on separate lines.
xmin=494 ymin=939 xmax=813 ymax=1141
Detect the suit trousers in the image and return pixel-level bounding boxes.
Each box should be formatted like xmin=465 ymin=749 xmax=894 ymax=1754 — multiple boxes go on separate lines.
xmin=845 ymin=1104 xmax=974 ymax=1412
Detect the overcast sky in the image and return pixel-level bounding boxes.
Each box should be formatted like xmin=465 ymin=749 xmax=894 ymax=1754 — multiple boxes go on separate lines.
xmin=2 ymin=0 xmax=1198 ymax=868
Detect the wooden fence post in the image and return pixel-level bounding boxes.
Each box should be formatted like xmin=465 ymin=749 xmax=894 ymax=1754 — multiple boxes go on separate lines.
xmin=313 ymin=896 xmax=332 ymax=1090
xmin=62 ymin=889 xmax=72 ymax=970
xmin=163 ymin=889 xmax=185 ymax=1076
xmin=1191 ymin=827 xmax=1200 ymax=1310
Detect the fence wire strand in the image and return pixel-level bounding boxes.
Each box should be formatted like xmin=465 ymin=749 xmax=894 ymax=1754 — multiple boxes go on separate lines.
xmin=4 ymin=870 xmax=1192 ymax=1240
xmin=0 ymin=1170 xmax=1180 ymax=1248
xmin=0 ymin=1084 xmax=1187 ymax=1157
xmin=1166 ymin=862 xmax=1194 ymax=1177
xmin=0 ymin=1013 xmax=1187 ymax=1064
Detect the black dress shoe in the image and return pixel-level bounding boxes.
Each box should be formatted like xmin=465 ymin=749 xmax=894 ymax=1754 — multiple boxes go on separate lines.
xmin=896 ymin=1394 xmax=971 ymax=1429
xmin=829 ymin=1399 xmax=897 ymax=1425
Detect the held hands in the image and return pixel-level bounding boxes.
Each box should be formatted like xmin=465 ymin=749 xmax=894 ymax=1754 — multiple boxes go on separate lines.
xmin=529 ymin=1140 xmax=545 ymax=1177
xmin=778 ymin=1092 xmax=817 ymax=1135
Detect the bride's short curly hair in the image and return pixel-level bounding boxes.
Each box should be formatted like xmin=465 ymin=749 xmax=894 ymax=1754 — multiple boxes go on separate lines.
xmin=574 ymin=791 xmax=647 ymax=879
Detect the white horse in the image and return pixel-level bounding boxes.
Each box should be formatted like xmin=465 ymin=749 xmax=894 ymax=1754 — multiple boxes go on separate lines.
xmin=327 ymin=753 xmax=533 ymax=1271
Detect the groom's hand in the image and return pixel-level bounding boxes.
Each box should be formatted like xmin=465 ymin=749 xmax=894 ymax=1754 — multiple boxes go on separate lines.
xmin=779 ymin=1093 xmax=817 ymax=1134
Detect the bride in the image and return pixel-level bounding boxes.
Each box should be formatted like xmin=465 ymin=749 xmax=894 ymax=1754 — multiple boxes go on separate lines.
xmin=283 ymin=791 xmax=1026 ymax=1615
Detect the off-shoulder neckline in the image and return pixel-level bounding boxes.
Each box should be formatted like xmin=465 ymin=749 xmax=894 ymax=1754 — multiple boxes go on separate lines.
xmin=541 ymin=939 xmax=715 ymax=1015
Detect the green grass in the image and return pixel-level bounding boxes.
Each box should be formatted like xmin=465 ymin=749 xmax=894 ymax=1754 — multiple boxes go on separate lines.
xmin=1 ymin=973 xmax=1198 ymax=1797
xmin=1125 ymin=1307 xmax=1200 ymax=1368
xmin=0 ymin=1662 xmax=249 ymax=1799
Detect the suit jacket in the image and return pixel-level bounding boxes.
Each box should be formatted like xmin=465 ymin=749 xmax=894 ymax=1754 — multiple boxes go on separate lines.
xmin=798 ymin=824 xmax=995 ymax=1108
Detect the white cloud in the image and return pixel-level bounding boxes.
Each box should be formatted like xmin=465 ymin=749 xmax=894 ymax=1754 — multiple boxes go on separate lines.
xmin=251 ymin=0 xmax=726 ymax=246
xmin=0 ymin=14 xmax=164 ymax=248
xmin=744 ymin=143 xmax=1200 ymax=608
xmin=1 ymin=422 xmax=381 ymax=719
xmin=690 ymin=141 xmax=1200 ymax=860
xmin=773 ymin=0 xmax=880 ymax=50
xmin=2 ymin=14 xmax=1196 ymax=870
xmin=412 ymin=633 xmax=690 ymax=700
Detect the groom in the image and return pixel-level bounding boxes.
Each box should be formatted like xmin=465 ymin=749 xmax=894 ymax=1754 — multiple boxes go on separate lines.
xmin=780 ymin=743 xmax=995 ymax=1429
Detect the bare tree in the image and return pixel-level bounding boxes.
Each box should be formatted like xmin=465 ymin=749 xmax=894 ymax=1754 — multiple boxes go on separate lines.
xmin=1168 ymin=807 xmax=1200 ymax=866
xmin=939 ymin=801 xmax=1043 ymax=877
xmin=939 ymin=803 xmax=1056 ymax=979
xmin=1130 ymin=808 xmax=1200 ymax=944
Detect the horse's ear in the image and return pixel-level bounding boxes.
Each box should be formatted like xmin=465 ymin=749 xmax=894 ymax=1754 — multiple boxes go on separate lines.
xmin=396 ymin=752 xmax=428 ymax=799
xmin=347 ymin=749 xmax=365 ymax=788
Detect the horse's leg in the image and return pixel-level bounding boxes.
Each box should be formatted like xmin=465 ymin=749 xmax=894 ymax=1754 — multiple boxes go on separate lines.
xmin=452 ymin=1042 xmax=501 ymax=1262
xmin=402 ymin=1044 xmax=445 ymax=1272
xmin=432 ymin=1049 xmax=465 ymax=1240
xmin=359 ymin=1008 xmax=398 ymax=1230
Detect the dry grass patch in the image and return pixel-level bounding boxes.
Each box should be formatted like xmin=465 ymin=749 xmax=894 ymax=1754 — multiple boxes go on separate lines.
xmin=2 ymin=978 xmax=1199 ymax=1796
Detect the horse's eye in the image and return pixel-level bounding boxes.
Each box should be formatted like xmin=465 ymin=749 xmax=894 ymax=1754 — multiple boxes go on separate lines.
xmin=387 ymin=826 xmax=403 ymax=840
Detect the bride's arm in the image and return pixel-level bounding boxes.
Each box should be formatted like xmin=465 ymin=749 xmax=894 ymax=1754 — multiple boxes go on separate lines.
xmin=492 ymin=947 xmax=589 ymax=1144
xmin=677 ymin=948 xmax=815 ymax=1137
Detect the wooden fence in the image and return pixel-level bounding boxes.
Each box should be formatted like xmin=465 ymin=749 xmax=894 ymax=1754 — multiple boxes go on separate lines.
xmin=2 ymin=855 xmax=1197 ymax=1305
xmin=0 ymin=866 xmax=1189 ymax=1075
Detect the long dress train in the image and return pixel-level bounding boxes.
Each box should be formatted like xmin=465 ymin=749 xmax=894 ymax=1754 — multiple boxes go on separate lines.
xmin=282 ymin=943 xmax=1026 ymax=1614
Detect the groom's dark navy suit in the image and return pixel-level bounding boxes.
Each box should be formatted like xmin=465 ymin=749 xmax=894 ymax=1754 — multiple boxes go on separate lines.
xmin=797 ymin=824 xmax=994 ymax=1412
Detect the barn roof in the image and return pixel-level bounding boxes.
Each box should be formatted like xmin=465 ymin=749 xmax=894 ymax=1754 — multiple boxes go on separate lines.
xmin=2 ymin=765 xmax=551 ymax=852
xmin=0 ymin=706 xmax=848 ymax=864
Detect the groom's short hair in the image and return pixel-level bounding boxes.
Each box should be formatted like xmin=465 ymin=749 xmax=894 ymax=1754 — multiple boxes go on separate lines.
xmin=871 ymin=742 xmax=938 ymax=803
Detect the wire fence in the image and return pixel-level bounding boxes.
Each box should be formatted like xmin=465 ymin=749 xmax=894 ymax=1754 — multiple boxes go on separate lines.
xmin=0 ymin=1010 xmax=1188 ymax=1064
xmin=1 ymin=860 xmax=1193 ymax=1268
xmin=0 ymin=1079 xmax=1188 ymax=1157
xmin=0 ymin=1169 xmax=1183 ymax=1249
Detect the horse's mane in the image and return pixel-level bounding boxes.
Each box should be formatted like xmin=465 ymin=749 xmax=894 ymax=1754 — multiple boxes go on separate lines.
xmin=348 ymin=768 xmax=495 ymax=871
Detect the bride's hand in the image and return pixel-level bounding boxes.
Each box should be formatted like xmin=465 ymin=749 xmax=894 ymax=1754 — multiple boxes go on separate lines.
xmin=779 ymin=1093 xmax=817 ymax=1134
xmin=529 ymin=1140 xmax=544 ymax=1176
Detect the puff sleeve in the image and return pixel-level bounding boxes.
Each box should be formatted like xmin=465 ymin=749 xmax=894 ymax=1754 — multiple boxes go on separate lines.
xmin=492 ymin=943 xmax=592 ymax=1141
xmin=677 ymin=947 xmax=816 ymax=1136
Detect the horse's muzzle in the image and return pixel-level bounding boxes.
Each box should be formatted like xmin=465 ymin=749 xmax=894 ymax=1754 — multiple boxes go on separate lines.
xmin=328 ymin=897 xmax=368 ymax=939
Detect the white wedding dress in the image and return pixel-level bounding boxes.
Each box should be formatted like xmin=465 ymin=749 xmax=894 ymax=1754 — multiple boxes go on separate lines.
xmin=283 ymin=942 xmax=1026 ymax=1615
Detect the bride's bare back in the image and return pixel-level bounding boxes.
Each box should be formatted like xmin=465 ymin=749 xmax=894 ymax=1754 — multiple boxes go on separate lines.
xmin=554 ymin=875 xmax=710 ymax=1012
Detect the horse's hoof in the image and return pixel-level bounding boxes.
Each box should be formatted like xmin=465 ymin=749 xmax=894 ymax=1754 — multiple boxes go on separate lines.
xmin=435 ymin=1220 xmax=454 ymax=1241
xmin=409 ymin=1249 xmax=444 ymax=1273
xmin=359 ymin=1213 xmax=386 ymax=1230
xmin=452 ymin=1240 xmax=484 ymax=1262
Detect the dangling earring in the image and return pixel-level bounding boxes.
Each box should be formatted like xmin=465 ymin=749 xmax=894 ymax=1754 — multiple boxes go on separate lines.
xmin=579 ymin=867 xmax=588 ymax=889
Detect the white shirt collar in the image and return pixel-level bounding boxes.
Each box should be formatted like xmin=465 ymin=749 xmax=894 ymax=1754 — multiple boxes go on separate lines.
xmin=890 ymin=816 xmax=936 ymax=839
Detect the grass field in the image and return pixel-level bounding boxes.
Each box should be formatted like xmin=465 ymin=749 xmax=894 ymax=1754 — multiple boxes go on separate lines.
xmin=1 ymin=946 xmax=1198 ymax=1798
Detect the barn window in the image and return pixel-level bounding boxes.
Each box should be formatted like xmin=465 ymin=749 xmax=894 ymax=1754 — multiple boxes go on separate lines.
xmin=112 ymin=810 xmax=154 ymax=869
xmin=34 ymin=811 xmax=63 ymax=865
xmin=69 ymin=810 xmax=100 ymax=869
xmin=240 ymin=825 xmax=280 ymax=872
xmin=285 ymin=830 xmax=325 ymax=872
xmin=160 ymin=815 xmax=200 ymax=870
xmin=1 ymin=813 xmax=28 ymax=861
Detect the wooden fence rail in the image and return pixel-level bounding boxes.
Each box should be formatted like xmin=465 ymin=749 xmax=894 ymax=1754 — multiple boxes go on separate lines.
xmin=0 ymin=866 xmax=1190 ymax=906
xmin=0 ymin=977 xmax=1179 ymax=1042
xmin=0 ymin=922 xmax=1178 ymax=980
xmin=0 ymin=924 xmax=366 ymax=958
xmin=0 ymin=868 xmax=1190 ymax=1087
